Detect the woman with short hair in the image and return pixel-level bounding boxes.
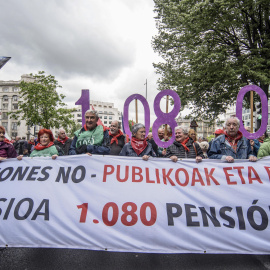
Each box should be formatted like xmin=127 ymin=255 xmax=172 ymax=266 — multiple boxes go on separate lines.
xmin=119 ymin=123 xmax=156 ymax=160
xmin=30 ymin=129 xmax=63 ymax=159
xmin=165 ymin=126 xmax=203 ymax=162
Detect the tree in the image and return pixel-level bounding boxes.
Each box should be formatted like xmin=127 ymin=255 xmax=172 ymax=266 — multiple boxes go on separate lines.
xmin=9 ymin=71 xmax=75 ymax=130
xmin=152 ymin=0 xmax=270 ymax=120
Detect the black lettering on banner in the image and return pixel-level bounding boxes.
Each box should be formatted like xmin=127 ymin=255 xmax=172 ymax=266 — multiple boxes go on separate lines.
xmin=185 ymin=204 xmax=200 ymax=227
xmin=3 ymin=198 xmax=15 ymax=219
xmin=31 ymin=199 xmax=49 ymax=220
xmin=219 ymin=207 xmax=235 ymax=228
xmin=247 ymin=200 xmax=268 ymax=231
xmin=26 ymin=167 xmax=41 ymax=181
xmin=37 ymin=166 xmax=53 ymax=181
xmin=0 ymin=198 xmax=7 ymax=216
xmin=0 ymin=167 xmax=14 ymax=182
xmin=236 ymin=206 xmax=246 ymax=230
xmin=55 ymin=167 xmax=72 ymax=183
xmin=11 ymin=167 xmax=30 ymax=181
xmin=14 ymin=198 xmax=34 ymax=220
xmin=166 ymin=203 xmax=182 ymax=226
xmin=199 ymin=207 xmax=221 ymax=227
xmin=72 ymin=166 xmax=86 ymax=183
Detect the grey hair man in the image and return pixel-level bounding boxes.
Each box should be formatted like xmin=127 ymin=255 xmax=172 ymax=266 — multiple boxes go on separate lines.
xmin=54 ymin=128 xmax=73 ymax=155
xmin=69 ymin=110 xmax=110 ymax=155
xmin=208 ymin=117 xmax=257 ymax=162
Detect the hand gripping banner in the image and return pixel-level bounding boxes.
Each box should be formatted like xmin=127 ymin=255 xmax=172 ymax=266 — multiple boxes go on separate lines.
xmin=1 ymin=155 xmax=270 ymax=254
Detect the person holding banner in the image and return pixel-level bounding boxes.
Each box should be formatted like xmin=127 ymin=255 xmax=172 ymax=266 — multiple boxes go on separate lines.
xmin=30 ymin=129 xmax=63 ymax=159
xmin=54 ymin=128 xmax=72 ymax=155
xmin=119 ymin=123 xmax=156 ymax=160
xmin=69 ymin=110 xmax=110 ymax=155
xmin=164 ymin=126 xmax=203 ymax=162
xmin=208 ymin=117 xmax=257 ymax=162
xmin=0 ymin=126 xmax=22 ymax=161
xmin=108 ymin=120 xmax=128 ymax=155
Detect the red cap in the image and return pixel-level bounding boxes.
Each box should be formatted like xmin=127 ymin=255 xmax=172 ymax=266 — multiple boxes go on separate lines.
xmin=214 ymin=129 xmax=224 ymax=135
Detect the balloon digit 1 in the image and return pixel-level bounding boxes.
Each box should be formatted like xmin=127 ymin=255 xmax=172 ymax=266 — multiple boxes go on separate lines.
xmin=123 ymin=94 xmax=150 ymax=138
xmin=152 ymin=90 xmax=181 ymax=148
xmin=75 ymin=89 xmax=90 ymax=127
xmin=236 ymin=85 xmax=268 ymax=139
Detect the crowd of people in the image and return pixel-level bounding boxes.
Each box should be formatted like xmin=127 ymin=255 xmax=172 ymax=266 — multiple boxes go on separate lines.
xmin=0 ymin=110 xmax=269 ymax=163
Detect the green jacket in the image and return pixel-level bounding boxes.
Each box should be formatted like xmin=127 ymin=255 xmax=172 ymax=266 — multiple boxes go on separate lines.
xmin=257 ymin=137 xmax=270 ymax=158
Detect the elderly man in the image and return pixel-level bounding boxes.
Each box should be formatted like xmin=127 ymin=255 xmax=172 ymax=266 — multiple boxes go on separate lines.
xmin=69 ymin=110 xmax=110 ymax=155
xmin=208 ymin=117 xmax=257 ymax=162
xmin=109 ymin=120 xmax=127 ymax=155
xmin=54 ymin=128 xmax=72 ymax=155
xmin=165 ymin=125 xmax=203 ymax=162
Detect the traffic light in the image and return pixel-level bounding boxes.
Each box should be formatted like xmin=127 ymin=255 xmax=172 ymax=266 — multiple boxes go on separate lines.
xmin=255 ymin=103 xmax=262 ymax=128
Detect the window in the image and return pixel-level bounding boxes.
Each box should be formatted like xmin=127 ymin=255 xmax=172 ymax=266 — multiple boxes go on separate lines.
xmin=104 ymin=121 xmax=107 ymax=124
xmin=104 ymin=116 xmax=107 ymax=119
xmin=2 ymin=112 xmax=8 ymax=120
xmin=2 ymin=122 xmax=8 ymax=130
xmin=3 ymin=95 xmax=8 ymax=102
xmin=2 ymin=103 xmax=8 ymax=109
xmin=119 ymin=117 xmax=121 ymax=120
xmin=11 ymin=122 xmax=17 ymax=130
xmin=109 ymin=106 xmax=112 ymax=108
xmin=78 ymin=119 xmax=82 ymax=122
xmin=109 ymin=116 xmax=112 ymax=120
xmin=109 ymin=121 xmax=112 ymax=124
xmin=104 ymin=106 xmax=107 ymax=108
xmin=99 ymin=116 xmax=102 ymax=119
xmin=13 ymin=88 xmax=19 ymax=92
xmin=77 ymin=114 xmax=81 ymax=117
xmin=12 ymin=95 xmax=18 ymax=101
xmin=13 ymin=104 xmax=18 ymax=110
xmin=3 ymin=88 xmax=9 ymax=92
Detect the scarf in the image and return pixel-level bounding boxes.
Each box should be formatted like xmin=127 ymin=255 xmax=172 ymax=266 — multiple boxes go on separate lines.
xmin=109 ymin=130 xmax=123 ymax=145
xmin=131 ymin=137 xmax=148 ymax=156
xmin=28 ymin=141 xmax=35 ymax=145
xmin=57 ymin=136 xmax=69 ymax=144
xmin=34 ymin=141 xmax=54 ymax=151
xmin=225 ymin=131 xmax=243 ymax=152
xmin=181 ymin=137 xmax=190 ymax=152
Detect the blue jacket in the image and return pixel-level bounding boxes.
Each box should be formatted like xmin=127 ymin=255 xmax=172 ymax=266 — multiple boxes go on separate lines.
xmin=69 ymin=127 xmax=110 ymax=155
xmin=208 ymin=134 xmax=254 ymax=160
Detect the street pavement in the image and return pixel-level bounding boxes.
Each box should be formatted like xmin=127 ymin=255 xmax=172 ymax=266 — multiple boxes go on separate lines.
xmin=1 ymin=248 xmax=270 ymax=270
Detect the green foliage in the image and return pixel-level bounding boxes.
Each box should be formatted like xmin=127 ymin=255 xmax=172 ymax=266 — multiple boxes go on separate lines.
xmin=152 ymin=0 xmax=270 ymax=120
xmin=67 ymin=121 xmax=82 ymax=138
xmin=9 ymin=71 xmax=75 ymax=130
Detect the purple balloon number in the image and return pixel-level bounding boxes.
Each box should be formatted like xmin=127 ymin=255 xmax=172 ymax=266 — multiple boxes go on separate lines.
xmin=123 ymin=94 xmax=150 ymax=138
xmin=75 ymin=89 xmax=90 ymax=127
xmin=236 ymin=85 xmax=268 ymax=139
xmin=152 ymin=90 xmax=181 ymax=148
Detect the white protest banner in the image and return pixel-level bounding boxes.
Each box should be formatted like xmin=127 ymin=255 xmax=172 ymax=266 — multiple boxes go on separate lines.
xmin=1 ymin=154 xmax=270 ymax=254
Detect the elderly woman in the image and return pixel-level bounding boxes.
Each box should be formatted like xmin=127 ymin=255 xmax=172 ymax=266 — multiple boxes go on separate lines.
xmin=30 ymin=129 xmax=63 ymax=159
xmin=0 ymin=126 xmax=22 ymax=161
xmin=165 ymin=126 xmax=203 ymax=162
xmin=119 ymin=123 xmax=156 ymax=160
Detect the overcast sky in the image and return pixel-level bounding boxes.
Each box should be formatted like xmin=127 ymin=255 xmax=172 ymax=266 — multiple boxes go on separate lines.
xmin=0 ymin=0 xmax=179 ymax=125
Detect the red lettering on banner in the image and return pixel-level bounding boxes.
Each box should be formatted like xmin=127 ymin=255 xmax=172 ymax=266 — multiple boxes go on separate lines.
xmin=155 ymin=168 xmax=161 ymax=184
xmin=204 ymin=168 xmax=219 ymax=186
xmin=223 ymin=167 xmax=236 ymax=185
xmin=233 ymin=166 xmax=246 ymax=184
xmin=116 ymin=165 xmax=129 ymax=182
xmin=175 ymin=168 xmax=189 ymax=186
xmin=191 ymin=168 xmax=205 ymax=186
xmin=103 ymin=165 xmax=115 ymax=182
xmin=162 ymin=168 xmax=175 ymax=186
xmin=132 ymin=167 xmax=143 ymax=182
xmin=264 ymin=166 xmax=270 ymax=181
xmin=145 ymin=168 xmax=155 ymax=183
xmin=248 ymin=166 xmax=262 ymax=184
